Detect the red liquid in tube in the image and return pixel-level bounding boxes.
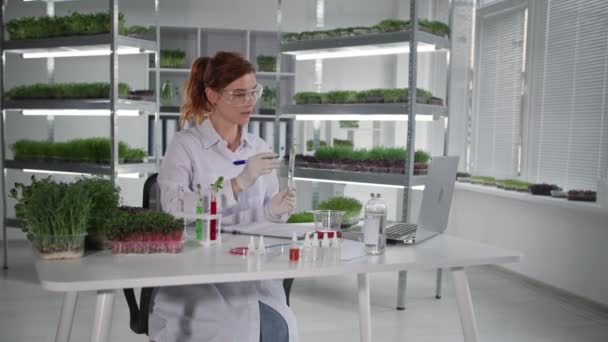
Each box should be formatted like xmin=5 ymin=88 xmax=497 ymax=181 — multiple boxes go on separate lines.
xmin=210 ymin=200 xmax=217 ymax=241
xmin=289 ymin=247 xmax=300 ymax=262
xmin=315 ymin=230 xmax=341 ymax=239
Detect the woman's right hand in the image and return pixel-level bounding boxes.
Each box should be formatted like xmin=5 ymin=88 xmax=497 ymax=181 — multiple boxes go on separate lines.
xmin=234 ymin=152 xmax=281 ymax=192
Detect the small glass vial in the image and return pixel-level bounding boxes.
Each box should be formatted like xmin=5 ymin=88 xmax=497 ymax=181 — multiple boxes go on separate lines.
xmin=363 ymin=193 xmax=387 ymax=255
xmin=289 ymin=232 xmax=300 ymax=262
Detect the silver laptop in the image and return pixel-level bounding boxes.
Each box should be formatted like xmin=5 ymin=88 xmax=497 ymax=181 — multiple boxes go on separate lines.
xmin=386 ymin=156 xmax=459 ymax=244
xmin=342 ymin=156 xmax=459 ymax=245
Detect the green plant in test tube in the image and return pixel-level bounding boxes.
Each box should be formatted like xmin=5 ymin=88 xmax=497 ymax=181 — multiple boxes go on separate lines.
xmin=209 ymin=177 xmax=224 ymax=241
xmin=196 ymin=184 xmax=203 ymax=241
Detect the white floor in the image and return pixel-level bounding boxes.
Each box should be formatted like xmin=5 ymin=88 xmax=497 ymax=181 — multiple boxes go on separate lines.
xmin=2 ymin=239 xmax=608 ymax=342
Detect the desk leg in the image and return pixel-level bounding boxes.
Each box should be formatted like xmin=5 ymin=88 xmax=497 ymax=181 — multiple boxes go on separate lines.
xmin=55 ymin=292 xmax=78 ymax=342
xmin=451 ymin=267 xmax=480 ymax=342
xmin=357 ymin=273 xmax=371 ymax=342
xmin=435 ymin=268 xmax=443 ymax=299
xmin=90 ymin=290 xmax=115 ymax=342
xmin=396 ymin=270 xmax=407 ymax=310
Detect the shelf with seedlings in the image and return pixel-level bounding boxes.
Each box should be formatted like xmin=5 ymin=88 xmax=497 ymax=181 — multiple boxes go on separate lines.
xmin=281 ymin=18 xmax=450 ymax=59
xmin=284 ymin=89 xmax=446 ymax=117
xmin=298 ymin=146 xmax=431 ymax=174
xmin=7 ymin=138 xmax=155 ymax=175
xmin=4 ymin=12 xmax=156 ymax=54
xmin=4 ymin=82 xmax=156 ymax=112
xmin=160 ymin=49 xmax=187 ymax=68
xmin=317 ymin=196 xmax=362 ymax=227
xmin=107 ymin=206 xmax=184 ymax=254
xmin=256 ymin=55 xmax=277 ymax=72
xmin=10 ymin=176 xmax=93 ymax=260
xmin=294 ymin=146 xmax=430 ymax=187
xmin=456 ymin=175 xmax=598 ymax=203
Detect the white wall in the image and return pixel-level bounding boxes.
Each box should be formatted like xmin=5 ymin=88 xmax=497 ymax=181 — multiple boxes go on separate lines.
xmin=447 ymin=186 xmax=608 ymax=306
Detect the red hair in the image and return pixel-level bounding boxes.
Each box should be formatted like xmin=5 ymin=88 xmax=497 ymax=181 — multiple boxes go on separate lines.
xmin=181 ymin=51 xmax=254 ymax=127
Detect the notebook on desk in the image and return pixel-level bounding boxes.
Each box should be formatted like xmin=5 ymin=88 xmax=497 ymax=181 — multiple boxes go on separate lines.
xmin=222 ymin=221 xmax=316 ymax=239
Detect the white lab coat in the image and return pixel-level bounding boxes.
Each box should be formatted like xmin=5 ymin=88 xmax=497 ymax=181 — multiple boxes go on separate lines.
xmin=149 ymin=119 xmax=298 ymax=342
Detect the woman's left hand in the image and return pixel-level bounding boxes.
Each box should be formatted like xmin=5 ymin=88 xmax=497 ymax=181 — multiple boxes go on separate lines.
xmin=269 ymin=189 xmax=296 ymax=218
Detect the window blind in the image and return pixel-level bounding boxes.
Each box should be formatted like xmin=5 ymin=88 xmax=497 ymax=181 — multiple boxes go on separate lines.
xmin=528 ymin=0 xmax=608 ymax=190
xmin=472 ymin=6 xmax=527 ymax=178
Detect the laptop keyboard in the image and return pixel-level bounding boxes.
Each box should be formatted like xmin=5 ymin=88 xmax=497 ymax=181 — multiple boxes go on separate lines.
xmin=386 ymin=223 xmax=418 ymax=240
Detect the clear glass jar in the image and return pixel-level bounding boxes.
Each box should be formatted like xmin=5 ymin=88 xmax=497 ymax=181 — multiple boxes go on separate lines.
xmin=363 ymin=193 xmax=387 ymax=255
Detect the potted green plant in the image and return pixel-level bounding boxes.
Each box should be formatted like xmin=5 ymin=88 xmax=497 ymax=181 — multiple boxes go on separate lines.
xmin=5 ymin=82 xmax=131 ymax=100
xmin=10 ymin=176 xmax=92 ymax=260
xmin=333 ymin=139 xmax=353 ymax=149
xmin=364 ymin=89 xmax=385 ymax=103
xmin=567 ymin=190 xmax=596 ymax=202
xmin=11 ymin=137 xmax=146 ymax=164
xmin=414 ymin=150 xmax=431 ymax=175
xmin=122 ymin=25 xmax=154 ymax=38
xmin=282 ymin=33 xmax=300 ymax=42
xmin=287 ymin=212 xmax=315 ymax=223
xmin=260 ymin=87 xmax=277 ymax=111
xmin=339 ymin=120 xmax=359 ymax=129
xmin=160 ymin=49 xmax=187 ymax=68
xmin=375 ymin=19 xmax=409 ymax=32
xmin=160 ymin=80 xmax=179 ymax=106
xmin=6 ymin=12 xmax=126 ymax=40
xmin=325 ymin=90 xmax=355 ymax=104
xmin=469 ymin=176 xmax=496 ymax=186
xmin=529 ymin=183 xmax=561 ymax=196
xmin=293 ymin=92 xmax=323 ymax=104
xmin=72 ymin=177 xmax=121 ymax=250
xmin=317 ymin=196 xmax=363 ymax=227
xmin=107 ymin=206 xmax=184 ymax=254
xmin=256 ymin=55 xmax=277 ymax=72
xmin=419 ymin=19 xmax=450 ymax=38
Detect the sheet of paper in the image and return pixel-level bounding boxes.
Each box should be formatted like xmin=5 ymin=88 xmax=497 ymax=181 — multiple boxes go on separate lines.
xmin=339 ymin=239 xmax=367 ymax=261
xmin=222 ymin=221 xmax=315 ymax=239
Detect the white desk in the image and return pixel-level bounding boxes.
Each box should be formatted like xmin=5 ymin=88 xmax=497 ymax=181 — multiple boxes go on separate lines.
xmin=36 ymin=234 xmax=521 ymax=342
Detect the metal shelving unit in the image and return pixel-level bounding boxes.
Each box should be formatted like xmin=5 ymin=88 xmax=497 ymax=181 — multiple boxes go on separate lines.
xmin=277 ymin=0 xmax=454 ymax=309
xmin=0 ymin=0 xmax=161 ymax=269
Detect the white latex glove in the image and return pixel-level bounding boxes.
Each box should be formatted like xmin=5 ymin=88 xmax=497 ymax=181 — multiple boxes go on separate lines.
xmin=269 ymin=189 xmax=296 ymax=218
xmin=234 ymin=152 xmax=281 ymax=191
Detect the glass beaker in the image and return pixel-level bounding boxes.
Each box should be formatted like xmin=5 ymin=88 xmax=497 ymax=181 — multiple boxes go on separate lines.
xmin=312 ymin=210 xmax=344 ymax=239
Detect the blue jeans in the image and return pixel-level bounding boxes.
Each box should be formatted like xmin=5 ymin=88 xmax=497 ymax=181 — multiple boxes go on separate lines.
xmin=259 ymin=301 xmax=289 ymax=342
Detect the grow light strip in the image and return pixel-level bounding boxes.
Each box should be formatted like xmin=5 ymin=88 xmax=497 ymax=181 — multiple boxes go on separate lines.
xmin=22 ymin=110 xmax=140 ymax=116
xmin=290 ymin=44 xmax=436 ymax=61
xmin=22 ymin=47 xmax=145 ymax=59
xmin=23 ymin=169 xmax=92 ymax=176
xmin=294 ymin=177 xmax=425 ymax=190
xmin=117 ymin=173 xmax=141 ymax=179
xmin=294 ymin=114 xmax=434 ymax=122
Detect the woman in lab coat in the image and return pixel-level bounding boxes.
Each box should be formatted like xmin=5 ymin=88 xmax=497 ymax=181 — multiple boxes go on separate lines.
xmin=149 ymin=51 xmax=298 ymax=342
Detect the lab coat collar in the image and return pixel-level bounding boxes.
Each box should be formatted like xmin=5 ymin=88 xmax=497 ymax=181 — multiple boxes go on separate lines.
xmin=198 ymin=119 xmax=250 ymax=150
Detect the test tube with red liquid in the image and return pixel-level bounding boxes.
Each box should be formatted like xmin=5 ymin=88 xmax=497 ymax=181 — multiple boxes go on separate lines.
xmin=209 ymin=189 xmax=217 ymax=241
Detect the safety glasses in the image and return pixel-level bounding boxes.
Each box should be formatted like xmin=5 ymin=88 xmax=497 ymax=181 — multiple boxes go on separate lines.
xmin=221 ymin=84 xmax=264 ymax=106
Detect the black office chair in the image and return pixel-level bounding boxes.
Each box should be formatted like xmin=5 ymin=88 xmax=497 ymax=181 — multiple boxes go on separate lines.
xmin=123 ymin=173 xmax=295 ymax=335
